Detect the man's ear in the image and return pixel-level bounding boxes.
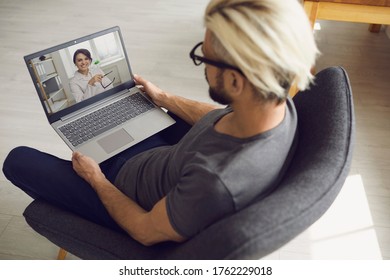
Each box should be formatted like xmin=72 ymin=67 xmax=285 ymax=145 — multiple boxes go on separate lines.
xmin=225 ymin=70 xmax=245 ymax=96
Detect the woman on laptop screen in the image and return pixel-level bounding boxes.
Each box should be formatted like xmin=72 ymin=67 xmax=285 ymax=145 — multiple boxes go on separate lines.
xmin=70 ymin=48 xmax=114 ymax=102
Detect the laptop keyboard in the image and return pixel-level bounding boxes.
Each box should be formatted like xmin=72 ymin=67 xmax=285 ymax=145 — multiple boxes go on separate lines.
xmin=59 ymin=92 xmax=155 ymax=147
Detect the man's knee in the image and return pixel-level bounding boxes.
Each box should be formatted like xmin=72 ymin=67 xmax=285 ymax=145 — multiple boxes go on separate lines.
xmin=2 ymin=146 xmax=35 ymax=179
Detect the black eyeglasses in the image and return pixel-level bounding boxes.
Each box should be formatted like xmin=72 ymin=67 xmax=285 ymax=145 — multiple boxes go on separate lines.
xmin=101 ymin=71 xmax=115 ymax=89
xmin=189 ymin=42 xmax=244 ymax=75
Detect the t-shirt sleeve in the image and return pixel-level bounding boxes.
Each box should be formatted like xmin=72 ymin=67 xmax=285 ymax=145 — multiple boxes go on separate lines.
xmin=165 ymin=162 xmax=235 ymax=238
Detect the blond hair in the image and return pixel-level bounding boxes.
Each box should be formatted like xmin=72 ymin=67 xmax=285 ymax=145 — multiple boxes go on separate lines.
xmin=204 ymin=0 xmax=319 ymax=102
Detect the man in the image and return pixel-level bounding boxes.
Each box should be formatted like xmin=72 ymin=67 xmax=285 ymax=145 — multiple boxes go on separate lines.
xmin=3 ymin=0 xmax=318 ymax=246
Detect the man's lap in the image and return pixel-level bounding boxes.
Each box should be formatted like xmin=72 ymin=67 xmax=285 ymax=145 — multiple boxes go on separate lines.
xmin=2 ymin=115 xmax=191 ymax=230
xmin=2 ymin=146 xmax=122 ymax=230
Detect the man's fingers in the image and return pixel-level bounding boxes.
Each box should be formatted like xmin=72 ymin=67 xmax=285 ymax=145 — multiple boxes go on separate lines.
xmin=133 ymin=74 xmax=146 ymax=86
xmin=72 ymin=151 xmax=83 ymax=162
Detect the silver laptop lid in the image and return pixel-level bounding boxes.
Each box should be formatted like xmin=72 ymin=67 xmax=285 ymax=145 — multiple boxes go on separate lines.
xmin=24 ymin=26 xmax=135 ymax=124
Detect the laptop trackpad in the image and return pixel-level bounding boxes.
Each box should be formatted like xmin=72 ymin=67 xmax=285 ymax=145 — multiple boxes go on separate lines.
xmin=97 ymin=129 xmax=134 ymax=154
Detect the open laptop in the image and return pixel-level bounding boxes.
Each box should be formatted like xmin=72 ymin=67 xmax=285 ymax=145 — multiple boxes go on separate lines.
xmin=24 ymin=26 xmax=175 ymax=163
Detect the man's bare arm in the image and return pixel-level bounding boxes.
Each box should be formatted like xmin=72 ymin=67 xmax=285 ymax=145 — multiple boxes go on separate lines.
xmin=72 ymin=151 xmax=185 ymax=246
xmin=134 ymin=74 xmax=220 ymax=125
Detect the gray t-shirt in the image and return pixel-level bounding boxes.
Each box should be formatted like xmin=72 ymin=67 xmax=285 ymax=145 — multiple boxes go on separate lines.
xmin=115 ymin=98 xmax=297 ymax=238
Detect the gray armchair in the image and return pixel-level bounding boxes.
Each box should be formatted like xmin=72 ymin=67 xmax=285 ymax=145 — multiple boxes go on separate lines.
xmin=23 ymin=66 xmax=355 ymax=259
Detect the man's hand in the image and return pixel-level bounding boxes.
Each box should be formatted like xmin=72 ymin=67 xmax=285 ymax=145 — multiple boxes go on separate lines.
xmin=133 ymin=74 xmax=170 ymax=107
xmin=72 ymin=151 xmax=105 ymax=186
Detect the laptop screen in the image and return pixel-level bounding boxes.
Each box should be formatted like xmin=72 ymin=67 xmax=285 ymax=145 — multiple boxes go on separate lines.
xmin=24 ymin=26 xmax=135 ymax=123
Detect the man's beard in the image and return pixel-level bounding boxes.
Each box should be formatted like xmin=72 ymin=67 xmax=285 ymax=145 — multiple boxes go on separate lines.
xmin=205 ymin=69 xmax=232 ymax=105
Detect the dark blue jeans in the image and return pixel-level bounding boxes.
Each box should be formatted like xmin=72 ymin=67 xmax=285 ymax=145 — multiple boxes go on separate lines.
xmin=2 ymin=114 xmax=191 ymax=232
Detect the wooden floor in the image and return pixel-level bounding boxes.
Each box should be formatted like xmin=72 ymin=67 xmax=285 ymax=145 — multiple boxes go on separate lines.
xmin=0 ymin=0 xmax=389 ymax=259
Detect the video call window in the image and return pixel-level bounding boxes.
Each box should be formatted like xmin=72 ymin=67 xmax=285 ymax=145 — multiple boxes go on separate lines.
xmin=28 ymin=31 xmax=131 ymax=116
